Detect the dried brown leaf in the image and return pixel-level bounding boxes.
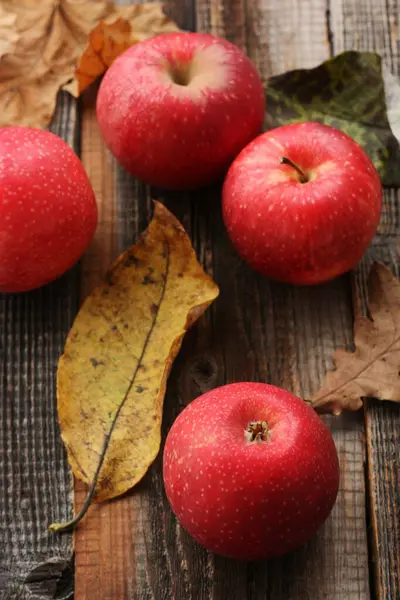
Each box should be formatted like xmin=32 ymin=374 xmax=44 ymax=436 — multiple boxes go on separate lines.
xmin=65 ymin=5 xmax=179 ymax=96
xmin=0 ymin=5 xmax=19 ymax=59
xmin=68 ymin=18 xmax=133 ymax=96
xmin=311 ymin=263 xmax=400 ymax=415
xmin=0 ymin=1 xmax=179 ymax=128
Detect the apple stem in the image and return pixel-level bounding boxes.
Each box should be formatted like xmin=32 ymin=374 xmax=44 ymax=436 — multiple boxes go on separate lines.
xmin=245 ymin=420 xmax=269 ymax=443
xmin=280 ymin=156 xmax=308 ymax=183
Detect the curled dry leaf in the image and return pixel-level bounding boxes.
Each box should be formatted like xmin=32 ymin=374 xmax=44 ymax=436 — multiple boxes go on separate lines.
xmin=50 ymin=203 xmax=219 ymax=532
xmin=311 ymin=263 xmax=400 ymax=415
xmin=66 ymin=18 xmax=133 ymax=96
xmin=65 ymin=6 xmax=180 ymax=96
xmin=0 ymin=5 xmax=19 ymax=59
xmin=0 ymin=1 xmax=179 ymax=128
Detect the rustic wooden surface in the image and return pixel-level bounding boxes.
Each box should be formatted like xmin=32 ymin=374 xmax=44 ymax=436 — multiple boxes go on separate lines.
xmin=0 ymin=0 xmax=399 ymax=599
xmin=329 ymin=2 xmax=400 ymax=599
xmin=0 ymin=94 xmax=76 ymax=600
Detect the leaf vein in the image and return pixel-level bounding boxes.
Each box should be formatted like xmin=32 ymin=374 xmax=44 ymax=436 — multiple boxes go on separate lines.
xmin=313 ymin=333 xmax=400 ymax=403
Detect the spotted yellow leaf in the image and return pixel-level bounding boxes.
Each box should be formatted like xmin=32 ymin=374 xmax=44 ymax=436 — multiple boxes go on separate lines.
xmin=50 ymin=203 xmax=218 ymax=531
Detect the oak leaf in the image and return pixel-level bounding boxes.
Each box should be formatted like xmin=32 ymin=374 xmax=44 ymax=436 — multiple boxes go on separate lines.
xmin=311 ymin=263 xmax=400 ymax=415
xmin=50 ymin=203 xmax=219 ymax=531
xmin=0 ymin=1 xmax=179 ymax=129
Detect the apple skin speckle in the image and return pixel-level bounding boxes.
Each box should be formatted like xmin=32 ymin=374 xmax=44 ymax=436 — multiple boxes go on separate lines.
xmin=163 ymin=382 xmax=340 ymax=561
xmin=0 ymin=126 xmax=98 ymax=293
xmin=222 ymin=122 xmax=382 ymax=285
xmin=96 ymin=32 xmax=265 ymax=190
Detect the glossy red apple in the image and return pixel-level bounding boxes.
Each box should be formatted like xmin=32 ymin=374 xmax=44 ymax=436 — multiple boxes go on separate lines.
xmin=163 ymin=382 xmax=339 ymax=560
xmin=0 ymin=126 xmax=97 ymax=293
xmin=96 ymin=32 xmax=265 ymax=190
xmin=222 ymin=122 xmax=382 ymax=285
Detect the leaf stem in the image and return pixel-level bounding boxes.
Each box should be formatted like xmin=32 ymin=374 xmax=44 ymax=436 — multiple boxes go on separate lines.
xmin=50 ymin=239 xmax=172 ymax=534
xmin=49 ymin=431 xmax=112 ymax=533
xmin=280 ymin=156 xmax=308 ymax=183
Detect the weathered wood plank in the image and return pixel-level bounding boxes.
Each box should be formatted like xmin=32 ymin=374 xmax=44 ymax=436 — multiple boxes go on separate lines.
xmin=74 ymin=77 xmax=164 ymax=600
xmin=79 ymin=84 xmax=121 ymax=298
xmin=73 ymin=83 xmax=138 ymax=600
xmin=198 ymin=1 xmax=370 ymax=598
xmin=366 ymin=398 xmax=400 ymax=600
xmin=330 ymin=2 xmax=400 ymax=598
xmin=0 ymin=92 xmax=76 ymax=600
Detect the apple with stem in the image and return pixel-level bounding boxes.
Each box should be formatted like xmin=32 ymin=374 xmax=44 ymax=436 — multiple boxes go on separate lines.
xmin=163 ymin=382 xmax=339 ymax=560
xmin=222 ymin=122 xmax=382 ymax=285
xmin=96 ymin=32 xmax=265 ymax=190
xmin=0 ymin=127 xmax=97 ymax=293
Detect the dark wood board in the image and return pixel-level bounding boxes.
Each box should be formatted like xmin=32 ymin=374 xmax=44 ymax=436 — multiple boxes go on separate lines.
xmin=0 ymin=93 xmax=76 ymax=600
xmin=329 ymin=1 xmax=400 ymax=598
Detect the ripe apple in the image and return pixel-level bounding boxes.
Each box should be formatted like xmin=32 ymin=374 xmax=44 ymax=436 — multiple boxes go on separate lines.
xmin=96 ymin=32 xmax=265 ymax=190
xmin=163 ymin=382 xmax=339 ymax=560
xmin=0 ymin=126 xmax=97 ymax=293
xmin=222 ymin=122 xmax=382 ymax=285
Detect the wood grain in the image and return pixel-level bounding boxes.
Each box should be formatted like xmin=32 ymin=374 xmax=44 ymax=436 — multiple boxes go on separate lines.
xmin=329 ymin=2 xmax=400 ymax=598
xmin=79 ymin=84 xmax=121 ymax=298
xmin=73 ymin=82 xmax=141 ymax=600
xmin=0 ymin=92 xmax=76 ymax=600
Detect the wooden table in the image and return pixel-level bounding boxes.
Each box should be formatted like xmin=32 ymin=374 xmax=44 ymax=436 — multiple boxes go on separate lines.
xmin=1 ymin=1 xmax=399 ymax=599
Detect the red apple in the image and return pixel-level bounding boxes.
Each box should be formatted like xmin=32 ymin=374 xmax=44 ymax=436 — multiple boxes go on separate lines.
xmin=163 ymin=382 xmax=339 ymax=560
xmin=222 ymin=122 xmax=382 ymax=285
xmin=0 ymin=126 xmax=97 ymax=293
xmin=96 ymin=32 xmax=265 ymax=190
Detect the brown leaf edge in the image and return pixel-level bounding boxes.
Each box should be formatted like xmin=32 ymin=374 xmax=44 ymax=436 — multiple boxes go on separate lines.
xmin=73 ymin=18 xmax=133 ymax=96
xmin=64 ymin=4 xmax=181 ymax=97
xmin=310 ymin=262 xmax=399 ymax=415
xmin=49 ymin=202 xmax=219 ymax=533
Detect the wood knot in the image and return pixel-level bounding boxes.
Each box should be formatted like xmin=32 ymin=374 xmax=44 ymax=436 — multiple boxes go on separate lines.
xmin=185 ymin=354 xmax=219 ymax=395
xmin=25 ymin=557 xmax=73 ymax=599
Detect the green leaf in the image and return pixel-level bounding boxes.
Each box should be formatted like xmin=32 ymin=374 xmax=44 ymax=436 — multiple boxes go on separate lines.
xmin=266 ymin=51 xmax=400 ymax=187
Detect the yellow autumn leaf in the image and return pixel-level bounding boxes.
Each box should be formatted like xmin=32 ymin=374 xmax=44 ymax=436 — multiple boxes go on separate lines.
xmin=50 ymin=203 xmax=219 ymax=531
xmin=0 ymin=1 xmax=179 ymax=128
